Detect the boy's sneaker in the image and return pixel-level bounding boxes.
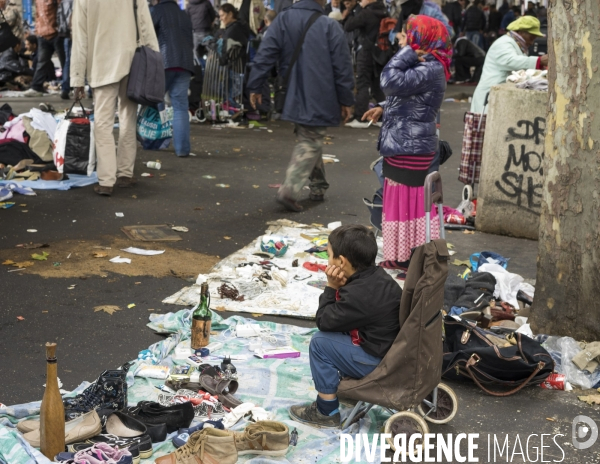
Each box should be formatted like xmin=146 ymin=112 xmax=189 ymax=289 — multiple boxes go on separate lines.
xmin=75 ymin=433 xmax=151 ymax=461
xmin=155 ymin=428 xmax=237 ymax=464
xmin=289 ymin=401 xmax=340 ymax=429
xmin=73 ymin=442 xmax=133 ymax=464
xmin=345 ymin=119 xmax=370 ymax=129
xmin=69 ymin=442 xmax=140 ymax=464
xmin=23 ymin=88 xmax=44 ymax=97
xmin=233 ymin=421 xmax=289 ymax=457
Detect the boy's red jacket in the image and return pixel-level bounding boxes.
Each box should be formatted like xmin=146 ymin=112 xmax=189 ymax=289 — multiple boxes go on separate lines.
xmin=316 ymin=266 xmax=402 ymax=358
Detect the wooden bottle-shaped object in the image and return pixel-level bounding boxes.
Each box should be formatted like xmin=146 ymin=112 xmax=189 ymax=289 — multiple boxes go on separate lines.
xmin=40 ymin=342 xmax=65 ymax=459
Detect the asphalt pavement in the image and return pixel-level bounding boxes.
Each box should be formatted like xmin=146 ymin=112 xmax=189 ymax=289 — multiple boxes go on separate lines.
xmin=0 ymin=90 xmax=598 ymax=463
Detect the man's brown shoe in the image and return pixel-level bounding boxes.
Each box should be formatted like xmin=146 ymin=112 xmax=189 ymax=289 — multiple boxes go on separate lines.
xmin=233 ymin=421 xmax=289 ymax=457
xmin=154 ymin=428 xmax=237 ymax=464
xmin=116 ymin=176 xmax=138 ymax=188
xmin=94 ymin=185 xmax=113 ymax=196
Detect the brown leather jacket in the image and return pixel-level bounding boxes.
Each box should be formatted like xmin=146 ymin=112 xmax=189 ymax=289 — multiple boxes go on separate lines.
xmin=36 ymin=0 xmax=58 ymax=40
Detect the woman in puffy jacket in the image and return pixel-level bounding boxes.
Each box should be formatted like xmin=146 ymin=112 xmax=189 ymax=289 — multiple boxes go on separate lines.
xmin=363 ymin=15 xmax=451 ymax=268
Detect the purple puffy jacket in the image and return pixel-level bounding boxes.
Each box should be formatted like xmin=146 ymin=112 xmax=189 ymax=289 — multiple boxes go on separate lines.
xmin=377 ymin=46 xmax=446 ymax=157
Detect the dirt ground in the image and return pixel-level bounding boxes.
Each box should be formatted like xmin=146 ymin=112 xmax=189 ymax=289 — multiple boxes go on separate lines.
xmin=0 ymin=236 xmax=220 ymax=279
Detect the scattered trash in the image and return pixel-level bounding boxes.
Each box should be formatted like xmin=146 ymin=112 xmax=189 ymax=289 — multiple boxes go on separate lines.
xmin=203 ymin=175 xmax=216 ymax=179
xmin=27 ymin=229 xmax=37 ymax=233
xmin=16 ymin=316 xmax=24 ymax=321
xmin=94 ymin=305 xmax=122 ymax=315
xmin=19 ymin=204 xmax=26 ymax=207
xmin=267 ymin=130 xmax=273 ymax=133
xmin=53 ymin=262 xmax=61 ymax=267
xmin=121 ymin=247 xmax=165 ymax=256
xmin=21 ymin=210 xmax=28 ymax=213
xmin=31 ymin=252 xmax=49 ymax=261
xmin=16 ymin=243 xmax=49 ymax=249
xmin=252 ymin=185 xmax=259 ymax=188
xmin=145 ymin=161 xmax=162 ymax=170
xmin=216 ymin=184 xmax=230 ymax=188
xmin=160 ymin=174 xmax=167 ymax=177
xmin=171 ymin=226 xmax=189 ymax=233
xmin=268 ymin=184 xmax=281 ymax=189
xmin=92 ymin=252 xmax=108 ymax=258
xmin=261 ymin=236 xmax=289 ymax=257
xmin=141 ymin=173 xmax=153 ymax=177
xmin=452 ymin=259 xmax=472 ymax=268
xmin=68 ymin=284 xmax=76 ymax=290
xmin=67 ymin=253 xmax=72 ymax=259
xmin=224 ymin=236 xmax=232 ymax=240
xmin=127 ymin=303 xmax=136 ymax=309
xmin=122 ymin=225 xmax=183 ymax=241
xmin=463 ymin=230 xmax=475 ymax=234
xmin=109 ymin=256 xmax=132 ymax=264
xmin=132 ymin=195 xmax=137 ymax=199
xmin=0 ymin=202 xmax=15 ymax=209
xmin=7 ymin=268 xmax=24 ymax=272
xmin=233 ymin=148 xmax=241 ymax=152
xmin=148 ymin=308 xmax=155 ymax=311
xmin=578 ymin=394 xmax=600 ymax=405
xmin=327 ymin=221 xmax=342 ymax=230
xmin=194 ymin=207 xmax=204 ymax=211
xmin=357 ymin=139 xmax=369 ymax=142
xmin=115 ymin=212 xmax=124 ymax=217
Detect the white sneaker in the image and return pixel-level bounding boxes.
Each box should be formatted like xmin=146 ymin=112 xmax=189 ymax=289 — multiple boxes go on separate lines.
xmin=345 ymin=119 xmax=371 ymax=129
xmin=23 ymin=89 xmax=43 ymax=97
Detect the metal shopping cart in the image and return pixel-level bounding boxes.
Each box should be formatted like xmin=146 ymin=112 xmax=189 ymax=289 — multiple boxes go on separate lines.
xmin=199 ymin=43 xmax=245 ymax=123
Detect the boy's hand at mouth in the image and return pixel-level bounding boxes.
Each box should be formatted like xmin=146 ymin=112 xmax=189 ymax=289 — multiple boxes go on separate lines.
xmin=325 ymin=264 xmax=347 ymax=290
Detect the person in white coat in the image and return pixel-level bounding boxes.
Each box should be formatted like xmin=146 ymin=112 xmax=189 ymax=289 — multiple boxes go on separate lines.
xmin=458 ymin=15 xmax=547 ymax=186
xmin=470 ymin=15 xmax=548 ymax=114
xmin=71 ymin=0 xmax=159 ymax=196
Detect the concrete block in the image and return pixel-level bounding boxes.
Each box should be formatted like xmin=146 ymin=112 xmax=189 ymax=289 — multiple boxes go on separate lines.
xmin=476 ymin=84 xmax=548 ymax=240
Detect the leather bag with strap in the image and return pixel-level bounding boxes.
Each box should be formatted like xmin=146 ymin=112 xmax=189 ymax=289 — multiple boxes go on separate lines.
xmin=442 ymin=316 xmax=554 ymax=396
xmin=127 ymin=0 xmax=165 ymax=107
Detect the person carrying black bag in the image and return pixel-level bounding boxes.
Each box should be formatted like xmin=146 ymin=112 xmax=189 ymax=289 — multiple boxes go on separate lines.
xmin=71 ymin=0 xmax=159 ymax=196
xmin=57 ymin=0 xmax=73 ymax=99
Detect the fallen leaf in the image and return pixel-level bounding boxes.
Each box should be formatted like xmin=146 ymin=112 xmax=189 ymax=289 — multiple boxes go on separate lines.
xmin=203 ymin=175 xmax=216 ymax=179
xmin=92 ymin=252 xmax=108 ymax=258
xmin=16 ymin=316 xmax=24 ymax=321
xmin=194 ymin=207 xmax=204 ymax=211
xmin=578 ymin=394 xmax=600 ymax=405
xmin=14 ymin=261 xmax=34 ymax=268
xmin=215 ymin=184 xmax=230 ymax=188
xmin=172 ymin=226 xmax=189 ymax=232
xmin=252 ymin=185 xmax=259 ymax=188
xmin=452 ymin=259 xmax=472 ymax=268
xmin=160 ymin=174 xmax=167 ymax=177
xmin=147 ymin=308 xmax=155 ymax=311
xmin=546 ymin=418 xmax=555 ymax=422
xmin=94 ymin=305 xmax=122 ymax=315
xmin=19 ymin=204 xmax=26 ymax=207
xmin=463 ymin=230 xmax=475 ymax=235
xmin=233 ymin=148 xmax=241 ymax=152
xmin=127 ymin=303 xmax=136 ymax=309
xmin=2 ymin=260 xmax=15 ymax=265
xmin=132 ymin=195 xmax=137 ymax=199
xmin=135 ymin=282 xmax=141 ymax=285
xmin=223 ymin=236 xmax=231 ymax=240
xmin=447 ymin=243 xmax=455 ymax=249
xmin=31 ymin=252 xmax=50 ymax=261
xmin=251 ymin=313 xmax=264 ymax=317
xmin=42 ymin=311 xmax=48 ymax=313
xmin=268 ymin=184 xmax=281 ymax=188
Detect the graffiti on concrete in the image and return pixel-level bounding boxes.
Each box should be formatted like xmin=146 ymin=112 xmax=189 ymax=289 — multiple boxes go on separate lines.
xmin=495 ymin=117 xmax=545 ymax=215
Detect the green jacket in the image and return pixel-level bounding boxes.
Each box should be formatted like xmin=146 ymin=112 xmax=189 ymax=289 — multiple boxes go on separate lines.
xmin=471 ymin=34 xmax=538 ymax=114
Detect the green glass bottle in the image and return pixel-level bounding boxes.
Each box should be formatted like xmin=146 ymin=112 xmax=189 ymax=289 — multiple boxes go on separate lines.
xmin=191 ymin=282 xmax=212 ymax=349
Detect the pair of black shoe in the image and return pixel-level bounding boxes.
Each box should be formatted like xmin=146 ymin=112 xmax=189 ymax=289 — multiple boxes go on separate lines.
xmin=125 ymin=401 xmax=195 ymax=441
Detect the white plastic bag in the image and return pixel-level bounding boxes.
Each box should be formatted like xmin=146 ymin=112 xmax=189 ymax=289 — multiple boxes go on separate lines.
xmin=478 ymin=263 xmax=523 ymax=308
xmin=52 ymin=119 xmax=70 ymax=173
xmin=52 ymin=118 xmax=96 ymax=176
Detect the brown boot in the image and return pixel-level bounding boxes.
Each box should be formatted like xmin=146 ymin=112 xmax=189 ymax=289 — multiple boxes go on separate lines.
xmin=116 ymin=176 xmax=137 ymax=188
xmin=233 ymin=421 xmax=289 ymax=457
xmin=154 ymin=428 xmax=237 ymax=464
xmin=94 ymin=185 xmax=113 ymax=196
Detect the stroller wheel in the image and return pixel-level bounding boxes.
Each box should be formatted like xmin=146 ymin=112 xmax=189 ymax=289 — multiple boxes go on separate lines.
xmin=462 ymin=184 xmax=473 ymax=202
xmin=417 ymin=383 xmax=459 ymax=425
xmin=384 ymin=411 xmax=429 ymax=452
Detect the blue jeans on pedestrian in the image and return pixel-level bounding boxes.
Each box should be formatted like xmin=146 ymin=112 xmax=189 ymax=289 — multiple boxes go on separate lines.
xmin=466 ymin=31 xmax=484 ymax=49
xmin=165 ymin=70 xmax=191 ymax=157
xmin=62 ymin=38 xmax=71 ymax=94
xmin=309 ymin=331 xmax=382 ymax=395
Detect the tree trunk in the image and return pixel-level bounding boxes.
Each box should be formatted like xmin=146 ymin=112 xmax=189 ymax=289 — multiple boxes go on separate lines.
xmin=529 ymin=0 xmax=600 ymax=340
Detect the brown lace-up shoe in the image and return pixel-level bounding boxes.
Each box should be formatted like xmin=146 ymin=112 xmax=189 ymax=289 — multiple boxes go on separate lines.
xmin=233 ymin=421 xmax=289 ymax=457
xmin=154 ymin=428 xmax=237 ymax=464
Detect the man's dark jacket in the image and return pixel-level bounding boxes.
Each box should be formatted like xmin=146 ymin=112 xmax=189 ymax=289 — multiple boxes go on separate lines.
xmin=316 ymin=266 xmax=402 ymax=358
xmin=343 ymin=1 xmax=388 ymax=51
xmin=247 ymin=0 xmax=354 ymax=126
xmin=463 ymin=5 xmax=486 ymax=32
xmin=152 ymin=0 xmax=194 ymax=73
xmin=186 ymin=0 xmax=216 ymax=33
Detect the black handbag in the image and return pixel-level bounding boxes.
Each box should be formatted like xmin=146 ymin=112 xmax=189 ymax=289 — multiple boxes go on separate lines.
xmin=442 ymin=316 xmax=554 ymax=396
xmin=275 ymin=11 xmax=322 ymax=114
xmin=127 ymin=0 xmax=165 ymax=106
xmin=0 ymin=10 xmax=19 ymax=54
xmin=439 ymin=139 xmax=453 ymax=165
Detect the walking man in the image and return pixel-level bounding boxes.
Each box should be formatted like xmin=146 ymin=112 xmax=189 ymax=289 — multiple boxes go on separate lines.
xmin=247 ymin=0 xmax=354 ymax=212
xmin=71 ymin=0 xmax=159 ymax=196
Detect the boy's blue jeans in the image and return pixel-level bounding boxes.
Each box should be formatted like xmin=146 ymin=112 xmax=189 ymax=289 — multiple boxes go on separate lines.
xmin=309 ymin=331 xmax=382 ymax=395
xmin=165 ymin=70 xmax=191 ymax=156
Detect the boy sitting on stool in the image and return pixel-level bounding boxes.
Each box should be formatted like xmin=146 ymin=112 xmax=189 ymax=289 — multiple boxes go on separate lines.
xmin=290 ymin=224 xmax=402 ymax=428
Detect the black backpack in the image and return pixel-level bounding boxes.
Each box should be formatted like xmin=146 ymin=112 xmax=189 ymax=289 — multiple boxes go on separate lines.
xmin=442 ymin=316 xmax=555 ymax=396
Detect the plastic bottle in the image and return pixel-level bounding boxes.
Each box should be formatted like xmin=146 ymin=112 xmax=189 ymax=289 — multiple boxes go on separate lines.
xmin=145 ymin=161 xmax=161 ymax=170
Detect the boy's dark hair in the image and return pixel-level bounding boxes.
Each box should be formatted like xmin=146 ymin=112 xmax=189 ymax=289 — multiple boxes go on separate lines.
xmin=329 ymin=224 xmax=377 ymax=272
xmin=26 ymin=35 xmax=37 ymax=46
